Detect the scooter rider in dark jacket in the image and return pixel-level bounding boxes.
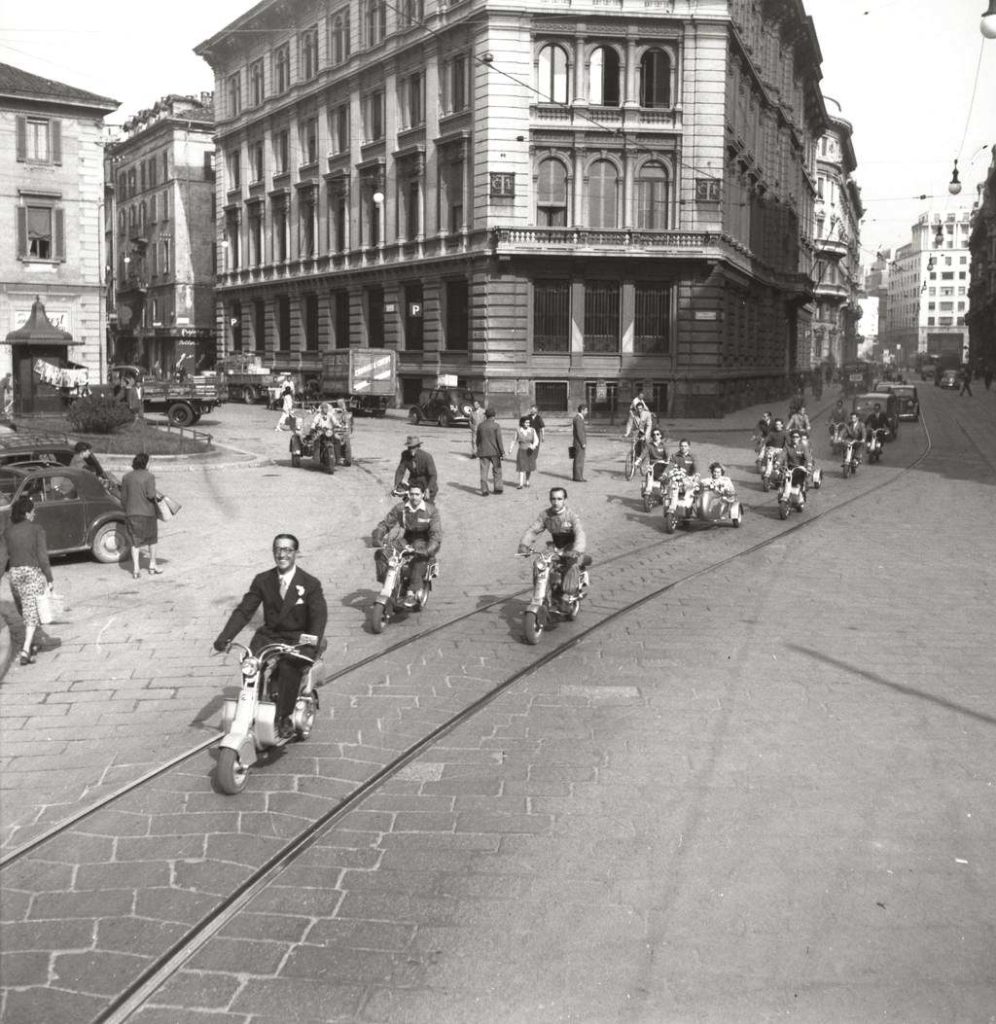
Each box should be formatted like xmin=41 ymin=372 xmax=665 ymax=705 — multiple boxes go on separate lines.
xmin=372 ymin=483 xmax=441 ymax=608
xmin=865 ymin=403 xmax=890 ymax=438
xmin=783 ymin=430 xmax=813 ymax=492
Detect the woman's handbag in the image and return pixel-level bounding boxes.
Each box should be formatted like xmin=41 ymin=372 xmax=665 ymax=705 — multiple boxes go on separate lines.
xmin=154 ymin=493 xmax=182 ymax=522
xmin=568 ymin=445 xmax=577 ymax=459
xmin=35 ymin=591 xmax=66 ymax=625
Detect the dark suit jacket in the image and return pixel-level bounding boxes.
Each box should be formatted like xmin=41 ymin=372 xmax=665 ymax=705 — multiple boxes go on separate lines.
xmin=572 ymin=414 xmax=587 ymax=447
xmin=215 ymin=566 xmax=328 ymax=653
xmin=476 ymin=418 xmax=505 ymax=458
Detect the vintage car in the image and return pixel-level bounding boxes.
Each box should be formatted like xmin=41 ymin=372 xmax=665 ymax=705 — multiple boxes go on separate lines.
xmin=876 ymin=382 xmax=920 ymax=420
xmin=0 ymin=439 xmax=108 ymax=477
xmin=851 ymin=392 xmax=900 ymax=439
xmin=938 ymin=369 xmax=960 ymax=389
xmin=407 ymin=387 xmax=477 ymax=427
xmin=0 ymin=465 xmax=129 ymax=562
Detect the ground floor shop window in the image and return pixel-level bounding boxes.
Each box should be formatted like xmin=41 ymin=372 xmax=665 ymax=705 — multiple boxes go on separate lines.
xmin=533 ymin=280 xmax=570 ymax=353
xmin=634 ymin=284 xmax=670 ymax=353
xmin=535 ymin=380 xmax=568 ymax=413
xmin=585 ymin=379 xmax=619 ymax=420
xmin=584 ymin=280 xmax=620 ymax=353
xmin=445 ymin=280 xmax=469 ymax=351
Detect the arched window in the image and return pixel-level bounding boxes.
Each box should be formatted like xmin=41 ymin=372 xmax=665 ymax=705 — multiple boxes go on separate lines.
xmin=587 ymin=160 xmax=618 ymax=229
xmin=636 ymin=162 xmax=670 ymax=229
xmin=639 ymin=49 xmax=672 ymax=108
xmin=537 ymin=158 xmax=568 ymax=227
xmin=331 ymin=11 xmax=351 ymax=64
xmin=589 ymin=46 xmax=620 ymax=107
xmin=537 ymin=44 xmax=570 ymax=104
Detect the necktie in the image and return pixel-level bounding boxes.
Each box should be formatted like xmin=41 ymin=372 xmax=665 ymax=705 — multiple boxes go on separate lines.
xmin=279 ymin=574 xmax=288 ymax=599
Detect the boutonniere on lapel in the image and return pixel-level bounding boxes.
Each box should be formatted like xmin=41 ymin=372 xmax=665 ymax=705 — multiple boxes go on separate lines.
xmin=295 ymin=584 xmax=306 ymax=605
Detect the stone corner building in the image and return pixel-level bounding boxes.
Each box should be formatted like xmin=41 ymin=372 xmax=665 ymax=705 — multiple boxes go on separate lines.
xmin=0 ymin=62 xmax=118 ymax=383
xmin=968 ymin=144 xmax=996 ymax=374
xmin=196 ymin=0 xmax=828 ymax=419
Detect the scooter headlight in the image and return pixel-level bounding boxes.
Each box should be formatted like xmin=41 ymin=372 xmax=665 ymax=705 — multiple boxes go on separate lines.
xmin=241 ymin=657 xmax=259 ymax=678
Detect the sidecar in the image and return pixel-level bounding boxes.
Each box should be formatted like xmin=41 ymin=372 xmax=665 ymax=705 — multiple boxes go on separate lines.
xmin=691 ymin=486 xmax=744 ymax=528
xmin=289 ymin=423 xmax=336 ymax=473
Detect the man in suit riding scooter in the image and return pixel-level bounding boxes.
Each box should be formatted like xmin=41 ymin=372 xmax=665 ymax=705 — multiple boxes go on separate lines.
xmin=213 ymin=534 xmax=328 ymax=738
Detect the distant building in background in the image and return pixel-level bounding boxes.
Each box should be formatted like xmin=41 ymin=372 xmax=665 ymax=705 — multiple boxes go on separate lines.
xmin=104 ymin=93 xmax=216 ymax=377
xmin=195 ymin=0 xmax=830 ymax=419
xmin=967 ymin=145 xmax=996 ymax=373
xmin=810 ymin=99 xmax=863 ymax=372
xmin=0 ymin=62 xmax=118 ymax=394
xmin=885 ymin=204 xmax=974 ymax=366
xmin=863 ymin=248 xmax=890 ymax=360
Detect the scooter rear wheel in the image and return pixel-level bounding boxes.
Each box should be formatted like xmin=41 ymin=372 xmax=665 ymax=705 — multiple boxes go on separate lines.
xmin=778 ymin=502 xmax=790 ymax=520
xmin=664 ymin=511 xmax=678 ymax=534
xmin=368 ymin=601 xmax=388 ymax=634
xmin=523 ymin=610 xmax=543 ymax=645
xmin=217 ymin=748 xmax=249 ymax=795
xmin=642 ymin=492 xmax=654 ymax=513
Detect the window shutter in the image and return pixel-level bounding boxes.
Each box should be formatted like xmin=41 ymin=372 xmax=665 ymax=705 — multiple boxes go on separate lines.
xmin=16 ymin=116 xmax=27 ymax=162
xmin=17 ymin=207 xmax=28 ymax=256
xmin=51 ymin=119 xmax=62 ymax=165
xmin=54 ymin=207 xmax=65 ymax=261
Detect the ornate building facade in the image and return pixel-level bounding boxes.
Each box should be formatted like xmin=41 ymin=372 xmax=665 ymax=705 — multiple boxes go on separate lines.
xmin=104 ymin=94 xmax=217 ymax=376
xmin=810 ymin=99 xmax=862 ymax=372
xmin=196 ymin=0 xmax=828 ymax=417
xmin=0 ymin=62 xmax=118 ymax=382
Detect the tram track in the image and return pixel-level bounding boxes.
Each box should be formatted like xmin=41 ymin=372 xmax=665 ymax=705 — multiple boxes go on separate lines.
xmin=1 ymin=414 xmax=934 ymax=1024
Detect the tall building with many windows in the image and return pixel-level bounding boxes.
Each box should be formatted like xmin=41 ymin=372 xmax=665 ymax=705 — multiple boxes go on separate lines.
xmin=104 ymin=94 xmax=217 ymax=376
xmin=0 ymin=63 xmax=118 ymax=383
xmin=196 ymin=0 xmax=828 ymax=418
xmin=885 ymin=205 xmax=974 ymax=365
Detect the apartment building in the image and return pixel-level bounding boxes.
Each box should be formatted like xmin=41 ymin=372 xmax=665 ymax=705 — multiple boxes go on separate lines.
xmin=196 ymin=0 xmax=828 ymax=417
xmin=885 ymin=204 xmax=974 ymax=364
xmin=104 ymin=94 xmax=217 ymax=376
xmin=967 ymin=145 xmax=996 ymax=372
xmin=810 ymin=99 xmax=863 ymax=371
xmin=0 ymin=62 xmax=118 ymax=400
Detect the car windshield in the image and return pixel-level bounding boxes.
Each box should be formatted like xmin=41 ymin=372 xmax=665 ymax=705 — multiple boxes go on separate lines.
xmin=853 ymin=396 xmax=891 ymax=416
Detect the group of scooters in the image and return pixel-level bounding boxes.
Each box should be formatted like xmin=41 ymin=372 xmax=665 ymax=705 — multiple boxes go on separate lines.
xmin=757 ymin=444 xmax=823 ymax=519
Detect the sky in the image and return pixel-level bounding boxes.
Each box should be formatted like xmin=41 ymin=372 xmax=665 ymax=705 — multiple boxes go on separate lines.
xmin=0 ymin=0 xmax=993 ymax=263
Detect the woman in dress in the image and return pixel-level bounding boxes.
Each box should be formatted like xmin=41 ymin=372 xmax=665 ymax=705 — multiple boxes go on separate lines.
xmin=120 ymin=452 xmax=161 ymax=578
xmin=5 ymin=495 xmax=55 ymax=665
xmin=513 ymin=415 xmax=539 ymax=489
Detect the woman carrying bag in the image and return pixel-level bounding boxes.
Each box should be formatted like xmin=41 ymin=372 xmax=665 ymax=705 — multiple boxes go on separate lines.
xmin=4 ymin=495 xmax=56 ymax=665
xmin=121 ymin=452 xmax=162 ymax=578
xmin=513 ymin=415 xmax=539 ymax=490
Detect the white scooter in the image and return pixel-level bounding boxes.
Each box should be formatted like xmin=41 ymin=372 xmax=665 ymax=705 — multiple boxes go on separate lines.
xmin=216 ymin=637 xmax=324 ymax=794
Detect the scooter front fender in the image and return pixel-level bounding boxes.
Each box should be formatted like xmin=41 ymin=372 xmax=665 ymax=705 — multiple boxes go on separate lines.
xmin=218 ymin=731 xmax=258 ymax=769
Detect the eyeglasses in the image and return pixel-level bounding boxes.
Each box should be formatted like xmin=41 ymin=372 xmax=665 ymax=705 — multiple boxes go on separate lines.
xmin=273 ymin=546 xmax=296 ymax=553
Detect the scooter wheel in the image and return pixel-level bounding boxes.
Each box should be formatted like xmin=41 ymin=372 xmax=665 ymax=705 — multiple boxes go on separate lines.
xmin=778 ymin=502 xmax=790 ymax=520
xmin=368 ymin=601 xmax=388 ymax=634
xmin=664 ymin=512 xmax=678 ymax=534
xmin=642 ymin=493 xmax=654 ymax=513
xmin=216 ymin=748 xmax=249 ymax=795
xmin=291 ymin=454 xmax=301 ymax=468
xmin=762 ymin=477 xmax=770 ymax=492
xmin=565 ymin=598 xmax=582 ymax=622
xmin=523 ymin=610 xmax=543 ymax=645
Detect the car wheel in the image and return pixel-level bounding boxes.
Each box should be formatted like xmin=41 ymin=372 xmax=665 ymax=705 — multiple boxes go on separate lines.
xmin=437 ymin=412 xmax=450 ymax=428
xmin=408 ymin=408 xmax=421 ymax=425
xmin=241 ymin=386 xmax=255 ymax=404
xmin=92 ymin=521 xmax=129 ymax=563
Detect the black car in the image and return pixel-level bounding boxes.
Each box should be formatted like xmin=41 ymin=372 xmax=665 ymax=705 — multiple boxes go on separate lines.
xmin=851 ymin=392 xmax=900 ymax=438
xmin=876 ymin=382 xmax=920 ymax=421
xmin=0 ymin=465 xmax=128 ymax=562
xmin=408 ymin=388 xmax=477 ymax=427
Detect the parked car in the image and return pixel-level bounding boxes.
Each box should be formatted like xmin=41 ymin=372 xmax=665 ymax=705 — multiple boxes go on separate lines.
xmin=938 ymin=369 xmax=960 ymax=390
xmin=0 ymin=439 xmax=108 ymax=477
xmin=408 ymin=388 xmax=477 ymax=427
xmin=851 ymin=392 xmax=900 ymax=439
xmin=0 ymin=465 xmax=128 ymax=562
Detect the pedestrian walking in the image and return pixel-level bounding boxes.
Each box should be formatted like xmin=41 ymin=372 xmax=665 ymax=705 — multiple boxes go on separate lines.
xmin=572 ymin=404 xmax=588 ymax=481
xmin=959 ymin=365 xmax=974 ymax=398
xmin=513 ymin=415 xmax=539 ymax=489
xmin=121 ymin=453 xmax=163 ymax=578
xmin=526 ymin=403 xmax=546 ymax=447
xmin=4 ymin=495 xmax=57 ymax=665
xmin=274 ymin=384 xmax=295 ymax=430
xmin=476 ymin=408 xmax=505 ymax=495
xmin=468 ymin=399 xmax=486 ymax=458
xmin=393 ymin=436 xmax=438 ymax=501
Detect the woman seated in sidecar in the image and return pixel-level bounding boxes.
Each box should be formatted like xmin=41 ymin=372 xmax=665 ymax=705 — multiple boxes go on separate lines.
xmin=693 ymin=462 xmax=739 ymax=521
